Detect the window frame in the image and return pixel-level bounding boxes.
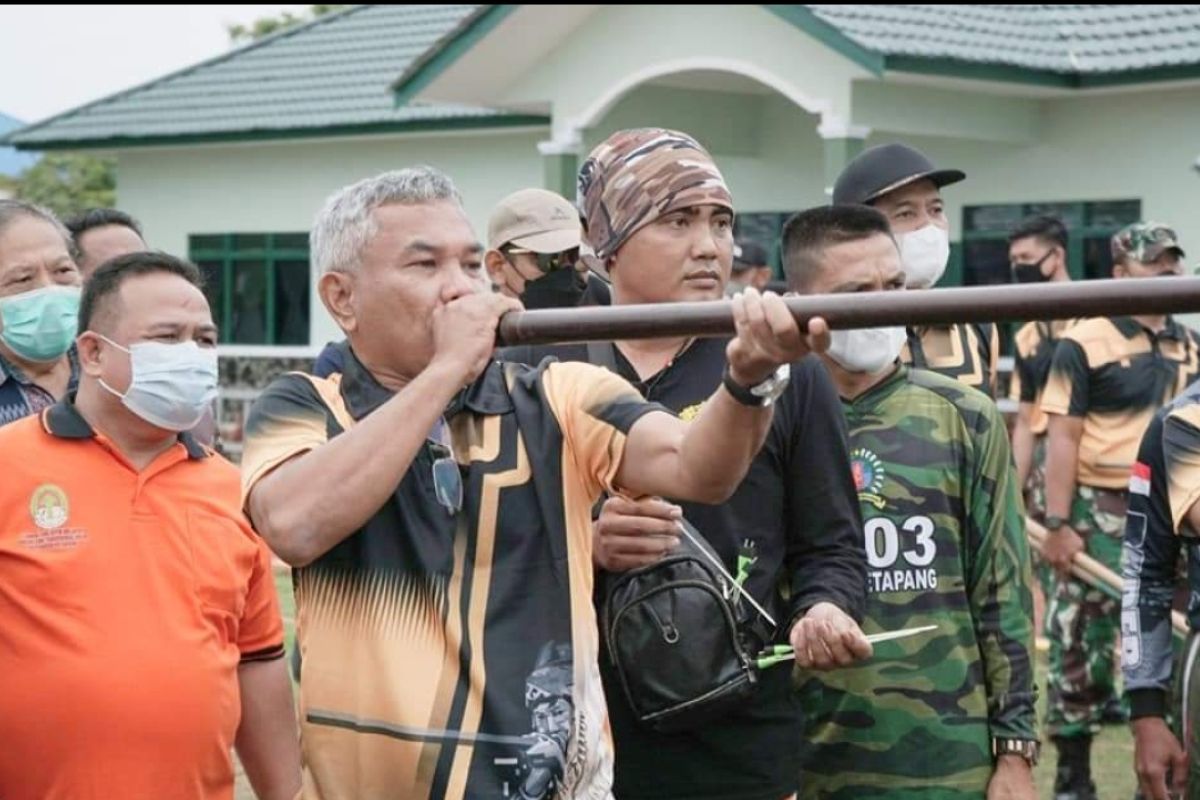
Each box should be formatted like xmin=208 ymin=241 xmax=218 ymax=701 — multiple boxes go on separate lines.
xmin=188 ymin=232 xmax=311 ymax=347
xmin=958 ymin=199 xmax=1142 ymax=285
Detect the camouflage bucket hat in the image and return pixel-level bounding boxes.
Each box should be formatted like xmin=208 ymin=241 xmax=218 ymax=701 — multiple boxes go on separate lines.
xmin=577 ymin=128 xmax=733 ymax=263
xmin=1111 ymin=221 xmax=1185 ymax=263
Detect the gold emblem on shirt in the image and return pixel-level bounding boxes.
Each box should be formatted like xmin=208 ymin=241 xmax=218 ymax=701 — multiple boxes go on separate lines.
xmin=30 ymin=483 xmax=69 ymax=530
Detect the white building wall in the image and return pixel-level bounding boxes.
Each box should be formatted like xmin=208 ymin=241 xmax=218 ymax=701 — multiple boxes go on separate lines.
xmin=114 ymin=127 xmax=547 ymax=353
xmin=111 ymin=80 xmax=1200 ymax=355
xmin=876 ymin=83 xmax=1200 ymax=255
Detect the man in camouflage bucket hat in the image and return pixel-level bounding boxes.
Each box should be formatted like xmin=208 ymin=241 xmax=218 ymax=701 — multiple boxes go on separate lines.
xmin=1040 ymin=220 xmax=1199 ymax=798
xmin=783 ymin=204 xmax=1039 ymax=799
xmin=505 ymin=128 xmax=869 ymax=800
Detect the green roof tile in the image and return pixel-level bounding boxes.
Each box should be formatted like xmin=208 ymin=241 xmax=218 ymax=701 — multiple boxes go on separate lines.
xmin=9 ymin=5 xmax=534 ymax=148
xmin=808 ymin=5 xmax=1200 ymax=74
xmin=10 ymin=4 xmax=1200 ymax=149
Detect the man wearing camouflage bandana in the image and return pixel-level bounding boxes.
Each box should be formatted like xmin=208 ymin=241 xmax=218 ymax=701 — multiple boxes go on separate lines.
xmin=577 ymin=127 xmax=735 ymax=263
xmin=505 ymin=127 xmax=869 ymax=800
xmin=1041 ymin=222 xmax=1200 ymax=799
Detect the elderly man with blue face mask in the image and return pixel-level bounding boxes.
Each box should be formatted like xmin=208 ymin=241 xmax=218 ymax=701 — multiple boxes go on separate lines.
xmin=834 ymin=144 xmax=1001 ymax=398
xmin=0 ymin=200 xmax=82 ymax=427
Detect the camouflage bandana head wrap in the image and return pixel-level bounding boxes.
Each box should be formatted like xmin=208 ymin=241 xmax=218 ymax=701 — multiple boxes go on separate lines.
xmin=577 ymin=128 xmax=733 ymax=262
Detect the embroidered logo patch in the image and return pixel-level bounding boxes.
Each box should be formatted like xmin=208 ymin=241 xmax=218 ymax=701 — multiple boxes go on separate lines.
xmin=30 ymin=483 xmax=69 ymax=530
xmin=851 ymin=448 xmax=887 ymax=510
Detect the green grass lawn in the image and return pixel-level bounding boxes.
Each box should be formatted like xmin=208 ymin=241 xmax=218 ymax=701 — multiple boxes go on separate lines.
xmin=240 ymin=571 xmax=1139 ymax=799
xmin=1032 ymin=653 xmax=1139 ymax=799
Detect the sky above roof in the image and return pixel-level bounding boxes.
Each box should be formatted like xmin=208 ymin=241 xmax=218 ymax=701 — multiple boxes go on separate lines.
xmin=0 ymin=4 xmax=306 ymax=122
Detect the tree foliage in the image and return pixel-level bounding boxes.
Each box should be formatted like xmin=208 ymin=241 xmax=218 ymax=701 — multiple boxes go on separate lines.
xmin=227 ymin=5 xmax=345 ymax=43
xmin=14 ymin=154 xmax=115 ymax=218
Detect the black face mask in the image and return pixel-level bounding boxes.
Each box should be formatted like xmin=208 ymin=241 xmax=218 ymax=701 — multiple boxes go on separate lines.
xmin=520 ymin=267 xmax=587 ymax=310
xmin=1011 ymin=250 xmax=1054 ymax=284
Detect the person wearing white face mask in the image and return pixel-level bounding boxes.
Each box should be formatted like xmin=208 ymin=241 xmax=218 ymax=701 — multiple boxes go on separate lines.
xmin=0 ymin=251 xmax=301 ymax=800
xmin=783 ymin=205 xmax=1039 ymax=800
xmin=60 ymin=206 xmax=218 ymax=449
xmin=833 ymin=143 xmax=1000 ymax=398
xmin=0 ymin=200 xmax=83 ymax=427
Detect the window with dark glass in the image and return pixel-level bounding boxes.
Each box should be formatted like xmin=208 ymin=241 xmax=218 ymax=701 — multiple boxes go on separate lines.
xmin=959 ymin=199 xmax=1141 ymax=286
xmin=956 ymin=199 xmax=1142 ymax=357
xmin=188 ymin=233 xmax=311 ymax=346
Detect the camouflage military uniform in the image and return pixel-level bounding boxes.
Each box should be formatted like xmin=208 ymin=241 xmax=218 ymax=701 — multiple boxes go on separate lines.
xmin=1011 ymin=318 xmax=1077 ymax=522
xmin=1043 ymin=484 xmax=1127 ymax=738
xmin=796 ymin=367 xmax=1037 ymax=799
xmin=1040 ymin=224 xmax=1200 ymax=742
xmin=1012 ymin=319 xmax=1077 ymax=621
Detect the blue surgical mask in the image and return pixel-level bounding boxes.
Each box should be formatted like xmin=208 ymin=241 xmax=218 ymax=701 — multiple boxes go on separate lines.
xmin=0 ymin=285 xmax=81 ymax=362
xmin=97 ymin=336 xmax=219 ymax=432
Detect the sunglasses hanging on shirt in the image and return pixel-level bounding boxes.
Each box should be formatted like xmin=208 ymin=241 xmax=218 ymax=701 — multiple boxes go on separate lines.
xmin=428 ymin=418 xmax=462 ymax=515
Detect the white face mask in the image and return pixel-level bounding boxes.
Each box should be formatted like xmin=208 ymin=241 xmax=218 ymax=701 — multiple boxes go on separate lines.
xmin=98 ymin=336 xmax=219 ymax=432
xmin=897 ymin=224 xmax=950 ymax=289
xmin=827 ymin=326 xmax=907 ymax=374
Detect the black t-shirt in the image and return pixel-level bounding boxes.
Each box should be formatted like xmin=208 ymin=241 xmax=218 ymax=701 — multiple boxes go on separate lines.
xmin=581 ymin=272 xmax=612 ymax=306
xmin=501 ymin=337 xmax=865 ymax=800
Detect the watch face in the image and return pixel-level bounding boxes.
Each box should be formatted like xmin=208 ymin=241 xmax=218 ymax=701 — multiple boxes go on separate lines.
xmin=995 ymin=739 xmax=1039 ymax=765
xmin=751 ymin=364 xmax=791 ymax=399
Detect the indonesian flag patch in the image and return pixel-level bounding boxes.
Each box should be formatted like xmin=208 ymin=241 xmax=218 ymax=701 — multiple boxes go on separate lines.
xmin=1130 ymin=461 xmax=1152 ymax=497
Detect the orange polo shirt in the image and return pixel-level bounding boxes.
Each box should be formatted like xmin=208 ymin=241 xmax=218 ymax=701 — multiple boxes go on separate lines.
xmin=0 ymin=397 xmax=284 ymax=800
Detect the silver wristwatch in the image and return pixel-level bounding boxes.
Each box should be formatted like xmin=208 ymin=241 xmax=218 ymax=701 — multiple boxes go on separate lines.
xmin=723 ymin=363 xmax=791 ymax=407
xmin=992 ymin=737 xmax=1040 ymax=766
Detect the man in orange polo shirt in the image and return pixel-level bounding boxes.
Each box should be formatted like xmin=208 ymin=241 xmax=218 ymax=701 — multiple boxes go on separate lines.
xmin=0 ymin=251 xmax=300 ymax=800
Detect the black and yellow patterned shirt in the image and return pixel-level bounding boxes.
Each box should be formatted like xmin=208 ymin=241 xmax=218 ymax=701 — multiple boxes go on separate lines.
xmin=902 ymin=322 xmax=999 ymax=398
xmin=1042 ymin=316 xmax=1200 ymax=490
xmin=241 ymin=344 xmax=667 ymax=799
xmin=1010 ymin=319 xmax=1076 ymax=436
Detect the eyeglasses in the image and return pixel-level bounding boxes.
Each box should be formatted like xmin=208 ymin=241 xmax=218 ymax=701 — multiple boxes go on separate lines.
xmin=502 ymin=246 xmax=580 ymax=274
xmin=428 ymin=420 xmax=462 ymax=514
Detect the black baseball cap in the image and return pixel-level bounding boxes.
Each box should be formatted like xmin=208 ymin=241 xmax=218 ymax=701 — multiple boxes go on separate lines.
xmin=733 ymin=241 xmax=769 ymax=272
xmin=832 ymin=143 xmax=965 ymax=206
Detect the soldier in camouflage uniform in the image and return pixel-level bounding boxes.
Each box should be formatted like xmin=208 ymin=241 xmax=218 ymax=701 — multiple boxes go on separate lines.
xmin=1041 ymin=222 xmax=1200 ymax=799
xmin=784 ymin=204 xmax=1038 ymax=799
xmin=1008 ymin=215 xmax=1077 ymax=657
xmin=1008 ymin=214 xmax=1075 ymax=519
